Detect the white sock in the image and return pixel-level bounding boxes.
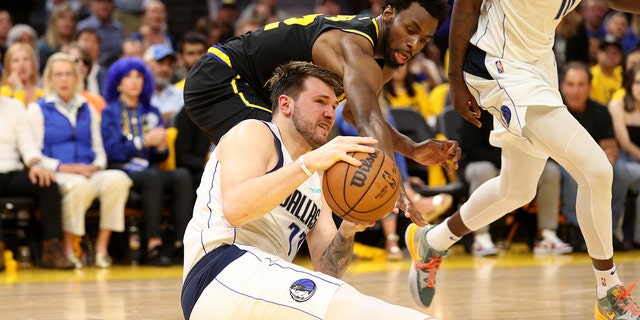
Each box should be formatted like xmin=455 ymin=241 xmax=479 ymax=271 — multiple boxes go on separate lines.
xmin=426 ymin=218 xmax=460 ymax=252
xmin=594 ymin=264 xmax=622 ymax=299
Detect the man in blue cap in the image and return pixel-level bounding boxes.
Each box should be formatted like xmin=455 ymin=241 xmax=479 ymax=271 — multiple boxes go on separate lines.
xmin=143 ymin=44 xmax=183 ymax=125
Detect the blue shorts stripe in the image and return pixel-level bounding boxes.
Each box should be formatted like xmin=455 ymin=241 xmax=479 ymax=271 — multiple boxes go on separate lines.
xmin=181 ymin=245 xmax=246 ymax=319
xmin=464 ymin=44 xmax=493 ymax=80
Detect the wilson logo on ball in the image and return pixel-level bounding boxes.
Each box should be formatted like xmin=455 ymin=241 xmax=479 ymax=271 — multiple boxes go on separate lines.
xmin=322 ymin=149 xmax=401 ymax=224
xmin=349 ymin=149 xmax=380 ymax=187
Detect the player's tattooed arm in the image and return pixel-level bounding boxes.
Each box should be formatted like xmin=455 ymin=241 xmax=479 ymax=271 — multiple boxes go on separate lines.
xmin=319 ymin=231 xmax=354 ymax=278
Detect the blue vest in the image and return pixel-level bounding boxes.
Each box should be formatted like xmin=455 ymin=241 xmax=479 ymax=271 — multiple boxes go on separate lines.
xmin=38 ymin=99 xmax=95 ymax=164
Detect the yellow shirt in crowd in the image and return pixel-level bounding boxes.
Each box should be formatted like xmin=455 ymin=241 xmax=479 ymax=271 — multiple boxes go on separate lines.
xmin=590 ymin=64 xmax=623 ymax=106
xmin=0 ymin=85 xmax=45 ymax=106
xmin=384 ymin=82 xmax=436 ymax=120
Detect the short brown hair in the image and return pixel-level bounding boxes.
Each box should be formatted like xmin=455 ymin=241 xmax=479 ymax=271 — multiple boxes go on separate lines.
xmin=266 ymin=61 xmax=344 ymax=109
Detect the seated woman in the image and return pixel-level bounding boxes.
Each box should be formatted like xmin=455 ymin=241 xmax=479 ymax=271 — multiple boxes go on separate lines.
xmin=1 ymin=43 xmax=45 ymax=106
xmin=37 ymin=3 xmax=77 ymax=74
xmin=129 ymin=0 xmax=174 ymax=49
xmin=608 ymin=64 xmax=640 ymax=247
xmin=60 ymin=43 xmax=106 ymax=114
xmin=101 ymin=57 xmax=193 ymax=266
xmin=27 ymin=53 xmax=132 ymax=268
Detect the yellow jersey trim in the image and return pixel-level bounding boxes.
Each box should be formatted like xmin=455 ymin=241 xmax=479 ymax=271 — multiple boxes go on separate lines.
xmin=230 ymin=77 xmax=272 ymax=113
xmin=207 ymin=47 xmax=232 ymax=67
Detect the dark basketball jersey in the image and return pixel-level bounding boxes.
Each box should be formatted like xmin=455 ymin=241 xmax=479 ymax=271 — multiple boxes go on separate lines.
xmin=218 ymin=14 xmax=379 ymax=101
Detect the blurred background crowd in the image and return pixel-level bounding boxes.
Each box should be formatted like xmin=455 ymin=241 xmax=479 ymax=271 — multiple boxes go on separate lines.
xmin=1 ymin=0 xmax=640 ymax=272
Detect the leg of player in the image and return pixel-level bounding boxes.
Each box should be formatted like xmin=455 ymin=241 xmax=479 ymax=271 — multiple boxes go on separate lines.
xmin=523 ymin=107 xmax=640 ymax=319
xmin=406 ymin=120 xmax=551 ymax=307
xmin=325 ymin=283 xmax=436 ymax=320
xmin=185 ymin=244 xmax=435 ymax=320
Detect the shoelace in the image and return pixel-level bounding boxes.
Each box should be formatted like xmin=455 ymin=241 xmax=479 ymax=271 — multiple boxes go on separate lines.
xmin=416 ymin=255 xmax=442 ymax=288
xmin=614 ymin=283 xmax=640 ymax=315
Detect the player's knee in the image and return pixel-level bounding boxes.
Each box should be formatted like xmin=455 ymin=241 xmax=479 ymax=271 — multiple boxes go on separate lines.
xmin=589 ymin=163 xmax=613 ymax=186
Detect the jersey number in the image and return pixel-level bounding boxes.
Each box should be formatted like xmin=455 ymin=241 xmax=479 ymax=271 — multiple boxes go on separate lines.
xmin=288 ymin=222 xmax=307 ymax=256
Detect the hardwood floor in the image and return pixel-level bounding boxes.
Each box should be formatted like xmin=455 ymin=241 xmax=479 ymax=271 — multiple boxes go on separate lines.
xmin=2 ymin=243 xmax=640 ymax=319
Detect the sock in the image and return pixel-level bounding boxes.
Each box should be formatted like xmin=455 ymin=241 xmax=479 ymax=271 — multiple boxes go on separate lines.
xmin=594 ymin=264 xmax=622 ymax=299
xmin=426 ymin=218 xmax=460 ymax=252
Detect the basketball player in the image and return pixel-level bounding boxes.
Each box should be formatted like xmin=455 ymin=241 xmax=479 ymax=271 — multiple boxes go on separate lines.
xmin=184 ymin=0 xmax=461 ymax=224
xmin=405 ymin=0 xmax=640 ymax=318
xmin=181 ymin=61 xmax=435 ymax=320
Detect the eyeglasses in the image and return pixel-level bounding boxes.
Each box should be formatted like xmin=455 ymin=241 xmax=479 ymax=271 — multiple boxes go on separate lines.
xmin=70 ymin=55 xmax=90 ymax=66
xmin=51 ymin=71 xmax=75 ymax=78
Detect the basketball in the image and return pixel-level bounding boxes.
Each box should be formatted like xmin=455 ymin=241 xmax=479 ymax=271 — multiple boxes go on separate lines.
xmin=322 ymin=149 xmax=401 ymax=224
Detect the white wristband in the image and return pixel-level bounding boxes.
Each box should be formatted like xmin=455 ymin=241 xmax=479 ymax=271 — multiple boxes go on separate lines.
xmin=298 ymin=155 xmax=313 ymax=177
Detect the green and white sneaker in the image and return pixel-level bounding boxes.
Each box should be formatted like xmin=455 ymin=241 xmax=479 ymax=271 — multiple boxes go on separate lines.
xmin=405 ymin=223 xmax=450 ymax=308
xmin=595 ymin=283 xmax=640 ymax=320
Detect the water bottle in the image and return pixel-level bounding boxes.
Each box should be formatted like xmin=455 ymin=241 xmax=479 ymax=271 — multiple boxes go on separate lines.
xmin=127 ymin=216 xmax=141 ymax=265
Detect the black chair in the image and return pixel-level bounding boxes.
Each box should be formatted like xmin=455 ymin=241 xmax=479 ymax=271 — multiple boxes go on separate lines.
xmin=0 ymin=197 xmax=38 ymax=264
xmin=436 ymin=105 xmax=465 ymax=142
xmin=389 ymin=108 xmax=467 ymax=201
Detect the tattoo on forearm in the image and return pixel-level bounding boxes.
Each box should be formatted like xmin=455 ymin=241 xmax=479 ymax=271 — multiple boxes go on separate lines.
xmin=320 ymin=232 xmax=354 ymax=278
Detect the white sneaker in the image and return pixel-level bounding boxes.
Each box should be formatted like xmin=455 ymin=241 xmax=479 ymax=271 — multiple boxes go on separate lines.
xmin=66 ymin=253 xmax=83 ymax=269
xmin=95 ymin=252 xmax=112 ymax=268
xmin=472 ymin=232 xmax=498 ymax=256
xmin=533 ymin=229 xmax=573 ymax=255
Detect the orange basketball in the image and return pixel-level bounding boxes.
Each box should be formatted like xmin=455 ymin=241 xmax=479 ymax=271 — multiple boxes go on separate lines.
xmin=322 ymin=149 xmax=401 ymax=224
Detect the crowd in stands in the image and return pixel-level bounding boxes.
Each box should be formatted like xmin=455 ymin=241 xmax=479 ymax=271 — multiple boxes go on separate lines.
xmin=2 ymin=0 xmax=640 ymax=271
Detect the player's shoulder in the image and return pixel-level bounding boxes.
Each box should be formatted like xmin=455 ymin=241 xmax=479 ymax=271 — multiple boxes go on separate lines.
xmin=220 ymin=119 xmax=273 ymax=144
xmin=235 ymin=119 xmax=271 ymax=131
xmin=218 ymin=119 xmax=278 ymax=159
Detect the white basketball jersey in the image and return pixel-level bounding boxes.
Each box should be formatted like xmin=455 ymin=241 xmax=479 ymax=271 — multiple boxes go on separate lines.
xmin=183 ymin=121 xmax=323 ymax=278
xmin=471 ymin=0 xmax=582 ymax=62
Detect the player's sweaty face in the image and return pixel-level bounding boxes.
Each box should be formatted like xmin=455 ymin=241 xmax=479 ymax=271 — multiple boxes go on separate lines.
xmin=384 ymin=2 xmax=437 ymax=68
xmin=292 ymin=77 xmax=337 ymax=149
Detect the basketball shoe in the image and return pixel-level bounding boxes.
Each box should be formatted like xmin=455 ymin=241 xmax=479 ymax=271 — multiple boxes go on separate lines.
xmin=595 ymin=283 xmax=640 ymax=320
xmin=405 ymin=223 xmax=450 ymax=308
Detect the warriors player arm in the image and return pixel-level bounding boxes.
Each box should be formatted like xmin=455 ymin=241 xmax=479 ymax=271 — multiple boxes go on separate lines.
xmin=218 ymin=120 xmax=314 ymax=226
xmin=313 ymin=31 xmax=413 ymax=161
xmin=604 ymin=0 xmax=640 ymax=13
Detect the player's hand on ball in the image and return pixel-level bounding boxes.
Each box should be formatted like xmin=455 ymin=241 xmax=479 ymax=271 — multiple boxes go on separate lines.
xmin=305 ymin=136 xmax=378 ymax=171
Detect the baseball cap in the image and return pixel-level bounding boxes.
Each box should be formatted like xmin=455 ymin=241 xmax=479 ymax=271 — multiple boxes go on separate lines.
xmin=143 ymin=44 xmax=176 ymax=62
xmin=599 ymin=34 xmax=622 ymax=51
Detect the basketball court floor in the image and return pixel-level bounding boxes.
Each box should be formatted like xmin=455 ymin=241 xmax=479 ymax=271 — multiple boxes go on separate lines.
xmin=2 ymin=243 xmax=640 ymax=319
